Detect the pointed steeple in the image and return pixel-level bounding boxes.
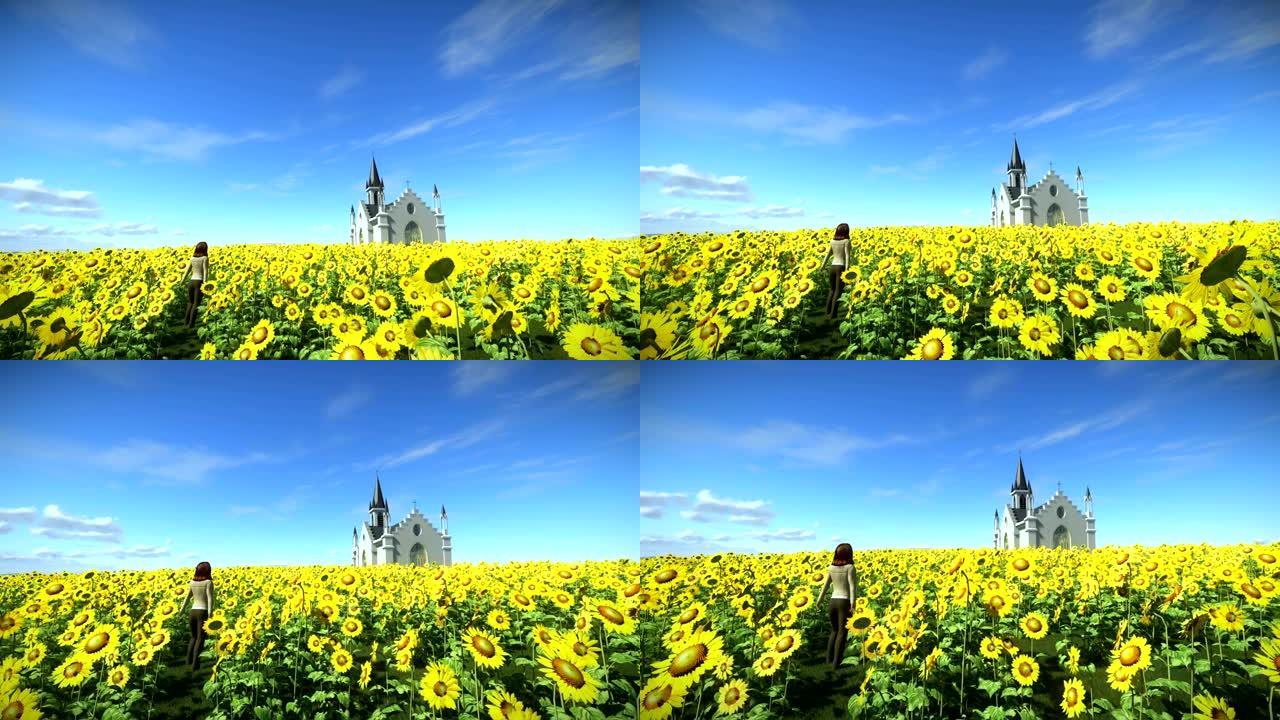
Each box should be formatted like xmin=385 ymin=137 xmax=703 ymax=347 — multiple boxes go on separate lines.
xmin=1007 ymin=137 xmax=1025 ymax=171
xmin=441 ymin=504 xmax=447 ymax=517
xmin=370 ymin=473 xmax=388 ymax=510
xmin=1011 ymin=454 xmax=1031 ymax=493
xmin=1084 ymin=486 xmax=1092 ymax=500
xmin=366 ymin=155 xmax=384 ymax=189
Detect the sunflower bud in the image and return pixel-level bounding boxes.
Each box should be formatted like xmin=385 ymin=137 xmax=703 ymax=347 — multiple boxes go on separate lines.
xmin=424 ymin=257 xmax=455 ymax=283
xmin=1158 ymin=328 xmax=1182 ymax=357
xmin=1199 ymin=245 xmax=1246 ymax=286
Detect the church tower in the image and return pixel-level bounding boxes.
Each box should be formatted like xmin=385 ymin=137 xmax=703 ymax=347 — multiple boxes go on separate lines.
xmin=440 ymin=505 xmax=453 ymax=566
xmin=366 ymin=156 xmax=385 ymax=210
xmin=1006 ymin=138 xmax=1027 ymax=200
xmin=1011 ymin=454 xmax=1033 ymax=512
xmin=369 ymin=473 xmax=389 ymax=539
xmin=1084 ymin=486 xmax=1096 ymax=549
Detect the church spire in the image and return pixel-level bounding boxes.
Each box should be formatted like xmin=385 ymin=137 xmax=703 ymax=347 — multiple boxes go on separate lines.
xmin=1011 ymin=454 xmax=1031 ymax=493
xmin=1007 ymin=137 xmax=1025 ymax=171
xmin=366 ymin=155 xmax=384 ymax=189
xmin=370 ymin=473 xmax=388 ymax=511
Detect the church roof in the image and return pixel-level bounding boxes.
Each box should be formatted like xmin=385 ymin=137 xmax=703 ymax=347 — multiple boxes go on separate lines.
xmin=370 ymin=474 xmax=388 ymax=511
xmin=1011 ymin=507 xmax=1027 ymax=523
xmin=1007 ymin=138 xmax=1025 ymax=171
xmin=367 ymin=156 xmax=384 ymax=189
xmin=1011 ymin=457 xmax=1031 ymax=493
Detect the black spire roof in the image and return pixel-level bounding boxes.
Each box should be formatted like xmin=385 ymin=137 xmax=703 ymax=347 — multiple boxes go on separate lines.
xmin=370 ymin=473 xmax=388 ymax=511
xmin=366 ymin=156 xmax=384 ymax=189
xmin=1011 ymin=456 xmax=1031 ymax=493
xmin=1007 ymin=138 xmax=1026 ymax=171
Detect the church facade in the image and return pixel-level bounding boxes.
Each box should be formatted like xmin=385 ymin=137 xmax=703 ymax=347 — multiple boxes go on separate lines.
xmin=352 ymin=475 xmax=452 ymax=567
xmin=995 ymin=457 xmax=1095 ymax=550
xmin=991 ymin=139 xmax=1089 ymax=227
xmin=349 ymin=157 xmax=446 ymax=245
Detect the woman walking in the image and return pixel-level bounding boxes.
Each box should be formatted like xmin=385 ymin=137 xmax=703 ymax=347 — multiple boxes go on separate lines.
xmin=821 ymin=223 xmax=852 ymax=319
xmin=181 ymin=242 xmax=209 ymax=328
xmin=180 ymin=561 xmax=215 ymax=671
xmin=817 ymin=542 xmax=858 ymax=669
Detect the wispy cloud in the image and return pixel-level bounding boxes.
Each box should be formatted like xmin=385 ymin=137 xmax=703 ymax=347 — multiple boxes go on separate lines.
xmin=640 ymin=205 xmax=805 ymax=223
xmin=690 ymin=0 xmax=799 ymax=50
xmin=440 ymin=0 xmax=564 ymax=77
xmin=968 ymin=366 xmax=1016 ymax=399
xmin=319 ymin=64 xmax=364 ymax=100
xmin=648 ymin=95 xmax=917 ymax=145
xmin=640 ymin=164 xmax=753 ymax=202
xmin=1084 ymin=0 xmax=1166 ymax=59
xmin=679 ymin=489 xmax=774 ymax=526
xmin=963 ymin=47 xmax=1008 ymax=80
xmin=0 ymin=178 xmax=102 ymax=218
xmin=366 ymin=419 xmax=505 ymax=470
xmin=88 ymin=438 xmax=284 ymax=485
xmin=639 ymin=491 xmax=688 ymax=519
xmin=326 ymin=385 xmax=372 ymax=419
xmin=997 ymin=81 xmax=1140 ymax=130
xmin=869 ymin=146 xmax=951 ymax=180
xmin=452 ymin=364 xmax=517 ymax=396
xmin=364 ymin=99 xmax=497 ymax=146
xmin=30 ymin=504 xmax=123 ymax=542
xmin=998 ymin=402 xmax=1147 ymax=454
xmin=1136 ymin=114 xmax=1230 ymax=157
xmin=16 ymin=0 xmax=154 ymax=69
xmin=648 ymin=417 xmax=917 ymax=465
xmin=0 ymin=507 xmax=37 ymax=522
xmin=745 ymin=528 xmax=816 ymax=541
xmin=89 ymin=119 xmax=282 ymax=161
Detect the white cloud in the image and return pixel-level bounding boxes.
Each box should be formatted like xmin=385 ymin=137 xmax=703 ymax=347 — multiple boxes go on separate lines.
xmin=92 ymin=119 xmax=280 ymax=161
xmin=999 ymin=402 xmax=1147 ymax=453
xmin=366 ymin=99 xmax=497 ymax=146
xmin=91 ymin=438 xmax=283 ymax=485
xmin=688 ymin=489 xmax=773 ymax=526
xmin=869 ymin=146 xmax=952 ymax=180
xmin=0 ymin=178 xmax=103 ymax=218
xmin=998 ymin=81 xmax=1140 ymax=130
xmin=737 ymin=102 xmax=915 ymax=144
xmin=0 ymin=521 xmax=9 ymax=534
xmin=85 ymin=221 xmax=159 ymax=236
xmin=641 ymin=164 xmax=753 ymax=202
xmin=968 ymin=366 xmax=1015 ymax=399
xmin=0 ymin=507 xmax=37 ymax=522
xmin=319 ymin=64 xmax=364 ymax=100
xmin=575 ymin=366 xmax=639 ymax=401
xmin=33 ymin=504 xmax=123 ymax=542
xmin=1084 ymin=0 xmax=1165 ymax=59
xmin=745 ymin=528 xmax=816 ymax=541
xmin=452 ymin=363 xmax=517 ymax=396
xmin=640 ymin=530 xmax=706 ymax=546
xmin=691 ymin=0 xmax=798 ymax=50
xmin=367 ymin=419 xmax=505 ymax=470
xmin=326 ymin=385 xmax=372 ymax=419
xmin=555 ymin=3 xmax=638 ymax=81
xmin=17 ymin=0 xmax=153 ymax=68
xmin=440 ymin=0 xmax=564 ymax=77
xmin=639 ymin=491 xmax=688 ymax=519
xmin=963 ymin=48 xmax=1007 ymax=80
xmin=0 ymin=224 xmax=78 ymax=242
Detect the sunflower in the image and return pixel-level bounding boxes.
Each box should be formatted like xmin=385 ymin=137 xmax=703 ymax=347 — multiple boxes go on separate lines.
xmin=1092 ymin=328 xmax=1145 ymax=360
xmin=107 ymin=664 xmax=130 ymax=688
xmin=1020 ymin=611 xmax=1049 ymax=640
xmin=198 ymin=342 xmax=218 ymax=360
xmin=538 ymin=642 xmax=600 ymax=704
xmin=1060 ymin=677 xmax=1086 ymax=718
xmin=1065 ymin=645 xmax=1081 ymax=675
xmin=0 ymin=688 xmax=41 ymax=720
xmin=1010 ymin=653 xmax=1038 ymax=687
xmin=751 ymin=651 xmax=783 ymax=678
xmin=0 ymin=614 xmax=21 ymax=639
xmin=232 ymin=342 xmax=260 ymax=360
xmin=979 ymin=636 xmax=1002 ymax=660
xmin=369 ymin=290 xmax=397 ymax=318
xmin=846 ymin=609 xmax=876 ymax=635
xmin=1028 ymin=272 xmax=1057 ymax=302
xmin=989 ymin=296 xmax=1024 ymax=329
xmin=331 ymin=338 xmax=379 ymax=360
xmin=1143 ymin=292 xmax=1211 ymax=342
xmin=462 ymin=627 xmax=506 ymax=670
xmin=371 ymin=321 xmax=405 ymax=353
xmin=715 ymin=678 xmax=748 ymax=716
xmin=330 ymin=646 xmax=353 ymax=674
xmin=1252 ymin=637 xmax=1280 ymax=683
xmin=1061 ymin=283 xmax=1098 ymax=319
xmin=1097 ymin=274 xmax=1126 ymax=302
xmin=563 ymin=322 xmax=632 ymax=360
xmin=768 ymin=628 xmax=802 ymax=661
xmin=246 ymin=319 xmax=275 ymax=348
xmin=904 ymin=327 xmax=954 ymax=360
xmin=1110 ymin=636 xmax=1150 ymax=676
xmin=1216 ymin=303 xmax=1255 ymax=337
xmin=79 ymin=624 xmax=121 ymax=664
xmin=1106 ymin=661 xmax=1135 ymax=692
xmin=1018 ymin=315 xmax=1060 ymax=357
xmin=52 ymin=655 xmax=92 ymax=688
xmin=1192 ymin=693 xmax=1235 ymax=720
xmin=419 ymin=661 xmax=462 ymax=710
xmin=344 ymin=283 xmax=370 ymax=306
xmin=638 ymin=676 xmax=686 ymax=720
xmin=340 ymin=617 xmax=363 ymax=638
xmin=745 ymin=269 xmax=780 ymax=297
xmin=653 ymin=627 xmax=725 ymax=687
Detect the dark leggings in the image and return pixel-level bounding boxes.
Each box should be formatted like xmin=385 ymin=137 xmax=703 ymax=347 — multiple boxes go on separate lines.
xmin=827 ymin=598 xmax=850 ymax=667
xmin=187 ymin=609 xmax=208 ymax=670
xmin=825 ymin=265 xmax=846 ymax=318
xmin=185 ymin=280 xmax=204 ymax=327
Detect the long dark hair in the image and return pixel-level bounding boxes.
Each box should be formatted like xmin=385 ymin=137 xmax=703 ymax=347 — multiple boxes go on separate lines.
xmin=193 ymin=561 xmax=212 ymax=581
xmin=193 ymin=242 xmax=208 ymax=257
xmin=833 ymin=223 xmax=850 ymax=241
xmin=832 ymin=543 xmax=853 ymax=566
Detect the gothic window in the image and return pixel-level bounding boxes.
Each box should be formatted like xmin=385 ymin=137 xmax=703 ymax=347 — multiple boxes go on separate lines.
xmin=1056 ymin=506 xmax=1065 ymax=518
xmin=405 ymin=221 xmax=422 ymax=243
xmin=1003 ymin=533 xmax=1009 ymax=549
xmin=1049 ymin=184 xmax=1058 ymax=197
xmin=1046 ymin=204 xmax=1064 ymax=226
xmin=999 ymin=211 xmax=1006 ymax=226
xmin=407 ymin=202 xmax=415 ymax=214
xmin=413 ymin=523 xmax=422 ymax=536
xmin=359 ymin=228 xmax=364 ymax=243
xmin=1053 ymin=525 xmax=1071 ymax=548
xmin=361 ymin=551 xmax=367 ymax=565
xmin=409 ymin=543 xmax=427 ymax=566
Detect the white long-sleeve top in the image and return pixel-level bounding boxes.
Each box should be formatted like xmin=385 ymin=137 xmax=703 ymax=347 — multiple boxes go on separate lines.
xmin=829 ymin=238 xmax=851 ymax=267
xmin=189 ymin=579 xmax=214 ymax=612
xmin=189 ymin=256 xmax=208 ymax=282
xmin=827 ymin=563 xmax=856 ymax=600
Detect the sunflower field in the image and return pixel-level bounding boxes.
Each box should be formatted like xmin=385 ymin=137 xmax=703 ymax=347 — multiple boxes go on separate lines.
xmin=0 ymin=561 xmax=644 ymax=720
xmin=0 ymin=238 xmax=639 ymax=360
xmin=638 ymin=221 xmax=1280 ymax=359
xmin=635 ymin=545 xmax=1280 ymax=720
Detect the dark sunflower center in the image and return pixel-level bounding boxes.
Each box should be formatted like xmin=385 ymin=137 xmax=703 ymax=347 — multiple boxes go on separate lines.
xmin=922 ymin=338 xmax=943 ymax=360
xmin=670 ymin=644 xmax=708 ymax=677
xmin=552 ymin=658 xmax=586 ymax=688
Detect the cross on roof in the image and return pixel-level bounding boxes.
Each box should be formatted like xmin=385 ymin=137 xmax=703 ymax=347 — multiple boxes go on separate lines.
xmin=406 ymin=178 xmax=411 ymax=189
xmin=1049 ymin=161 xmax=1054 ymax=173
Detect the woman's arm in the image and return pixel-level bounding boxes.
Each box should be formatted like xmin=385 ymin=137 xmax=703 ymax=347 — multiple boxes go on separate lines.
xmin=850 ymin=560 xmax=859 ymax=604
xmin=180 ymin=588 xmax=191 ymax=613
xmin=818 ymin=571 xmax=830 ymax=602
xmin=821 ymin=248 xmax=832 ymax=268
xmin=209 ymin=583 xmax=215 ymax=615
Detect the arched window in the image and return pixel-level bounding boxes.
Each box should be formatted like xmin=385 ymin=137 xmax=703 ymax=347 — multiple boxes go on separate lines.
xmin=404 ymin=221 xmax=422 ymax=243
xmin=999 ymin=211 xmax=1006 ymax=226
xmin=361 ymin=550 xmax=367 ymax=566
xmin=1053 ymin=525 xmax=1071 ymax=549
xmin=1056 ymin=505 xmax=1065 ymax=518
xmin=1046 ymin=204 xmax=1064 ymax=226
xmin=1049 ymin=184 xmax=1058 ymax=197
xmin=1003 ymin=533 xmax=1009 ymax=549
xmin=409 ymin=543 xmax=426 ymax=566
xmin=359 ymin=228 xmax=364 ymax=244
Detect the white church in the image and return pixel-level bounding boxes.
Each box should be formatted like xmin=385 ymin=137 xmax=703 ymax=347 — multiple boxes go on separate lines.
xmin=990 ymin=139 xmax=1089 ymax=227
xmin=349 ymin=156 xmax=446 ymax=245
xmin=994 ymin=456 xmax=1095 ymax=550
xmin=352 ymin=475 xmax=452 ymax=567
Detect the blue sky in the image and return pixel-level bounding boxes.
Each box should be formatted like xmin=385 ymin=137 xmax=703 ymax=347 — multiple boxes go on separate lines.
xmin=0 ymin=362 xmax=639 ymax=574
xmin=640 ymin=362 xmax=1280 ymax=557
xmin=0 ymin=0 xmax=637 ymax=251
xmin=640 ymin=0 xmax=1280 ymax=233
